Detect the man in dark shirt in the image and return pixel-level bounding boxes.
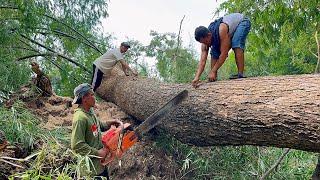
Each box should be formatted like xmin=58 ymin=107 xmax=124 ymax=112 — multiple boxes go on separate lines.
xmin=192 ymin=13 xmax=251 ymax=88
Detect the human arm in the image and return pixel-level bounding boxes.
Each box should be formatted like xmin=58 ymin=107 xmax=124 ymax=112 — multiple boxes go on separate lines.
xmin=208 ymin=23 xmax=231 ymax=81
xmin=119 ymin=60 xmax=138 ymax=76
xmin=192 ymin=44 xmax=209 ymax=88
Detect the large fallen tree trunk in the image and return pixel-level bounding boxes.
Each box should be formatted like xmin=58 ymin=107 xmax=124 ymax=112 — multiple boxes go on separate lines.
xmin=97 ymin=73 xmax=320 ymax=152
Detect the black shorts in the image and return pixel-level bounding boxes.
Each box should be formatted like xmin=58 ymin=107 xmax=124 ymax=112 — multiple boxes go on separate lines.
xmin=91 ymin=64 xmax=104 ymax=92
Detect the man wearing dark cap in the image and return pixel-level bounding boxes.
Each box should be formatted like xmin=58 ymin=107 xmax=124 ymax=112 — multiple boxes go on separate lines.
xmin=91 ymin=42 xmax=137 ymax=91
xmin=71 ymin=83 xmax=121 ymax=179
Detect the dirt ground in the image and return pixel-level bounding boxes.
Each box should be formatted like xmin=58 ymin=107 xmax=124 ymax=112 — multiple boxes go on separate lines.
xmin=1 ymin=90 xmax=185 ymax=179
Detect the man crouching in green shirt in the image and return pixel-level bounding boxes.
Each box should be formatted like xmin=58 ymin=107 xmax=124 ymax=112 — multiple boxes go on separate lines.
xmin=71 ymin=83 xmax=121 ymax=179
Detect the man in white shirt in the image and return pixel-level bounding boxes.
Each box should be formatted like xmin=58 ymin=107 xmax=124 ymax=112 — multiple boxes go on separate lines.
xmin=91 ymin=42 xmax=137 ymax=91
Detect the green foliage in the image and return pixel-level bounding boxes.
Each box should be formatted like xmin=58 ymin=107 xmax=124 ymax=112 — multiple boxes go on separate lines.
xmin=0 ymin=59 xmax=30 ymax=94
xmin=0 ymin=0 xmax=112 ymax=96
xmin=145 ymin=31 xmax=198 ymax=83
xmin=155 ymin=133 xmax=316 ymax=179
xmin=10 ymin=145 xmax=96 ymax=180
xmin=123 ymin=39 xmax=150 ymax=76
xmin=0 ymin=101 xmax=43 ymax=149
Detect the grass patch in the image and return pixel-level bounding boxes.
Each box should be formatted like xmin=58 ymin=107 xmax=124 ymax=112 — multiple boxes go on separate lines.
xmin=154 ymin=132 xmax=317 ymax=179
xmin=0 ymin=102 xmax=101 ymax=179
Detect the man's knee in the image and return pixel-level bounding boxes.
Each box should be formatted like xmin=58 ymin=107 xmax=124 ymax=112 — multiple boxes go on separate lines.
xmin=233 ymin=47 xmax=244 ymax=54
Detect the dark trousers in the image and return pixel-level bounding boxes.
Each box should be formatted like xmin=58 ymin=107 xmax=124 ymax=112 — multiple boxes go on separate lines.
xmin=91 ymin=64 xmax=104 ymax=92
xmin=95 ymin=168 xmax=110 ymax=180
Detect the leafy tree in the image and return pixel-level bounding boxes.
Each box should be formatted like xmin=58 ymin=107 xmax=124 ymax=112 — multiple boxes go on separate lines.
xmin=123 ymin=39 xmax=150 ymax=76
xmin=145 ymin=30 xmax=198 ymax=83
xmin=0 ymin=0 xmax=112 ymax=96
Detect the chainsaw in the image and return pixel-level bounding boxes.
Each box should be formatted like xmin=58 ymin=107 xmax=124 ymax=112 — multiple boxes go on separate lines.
xmin=101 ymin=90 xmax=188 ymax=165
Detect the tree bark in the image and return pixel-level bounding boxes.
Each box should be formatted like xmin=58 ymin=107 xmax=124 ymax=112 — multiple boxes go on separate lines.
xmin=97 ymin=73 xmax=320 ymax=152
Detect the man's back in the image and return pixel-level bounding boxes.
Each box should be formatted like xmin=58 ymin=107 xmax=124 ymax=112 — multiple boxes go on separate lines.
xmin=93 ymin=48 xmax=124 ymax=74
xmin=222 ymin=13 xmax=244 ymax=36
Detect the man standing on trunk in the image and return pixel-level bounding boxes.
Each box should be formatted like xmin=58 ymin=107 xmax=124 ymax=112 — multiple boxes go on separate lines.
xmin=91 ymin=42 xmax=137 ymax=92
xmin=192 ymin=13 xmax=251 ymax=88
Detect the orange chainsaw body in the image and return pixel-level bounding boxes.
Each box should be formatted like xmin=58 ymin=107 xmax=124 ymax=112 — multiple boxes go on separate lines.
xmin=101 ymin=123 xmax=138 ymax=165
xmin=100 ymin=90 xmax=188 ymax=165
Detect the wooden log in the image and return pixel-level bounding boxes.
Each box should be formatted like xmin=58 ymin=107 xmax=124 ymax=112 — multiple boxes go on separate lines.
xmin=97 ymin=74 xmax=320 ymax=152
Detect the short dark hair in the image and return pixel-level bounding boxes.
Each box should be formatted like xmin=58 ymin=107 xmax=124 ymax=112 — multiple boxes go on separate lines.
xmin=194 ymin=26 xmax=210 ymax=42
xmin=121 ymin=42 xmax=131 ymax=48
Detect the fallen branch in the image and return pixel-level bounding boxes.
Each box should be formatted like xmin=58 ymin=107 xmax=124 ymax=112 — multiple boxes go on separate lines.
xmin=260 ymin=148 xmax=291 ymax=180
xmin=0 ymin=151 xmax=40 ymax=162
xmin=0 ymin=159 xmax=24 ymax=169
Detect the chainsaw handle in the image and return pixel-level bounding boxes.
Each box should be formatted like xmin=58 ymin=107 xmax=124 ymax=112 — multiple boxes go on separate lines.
xmin=100 ymin=146 xmax=114 ymax=165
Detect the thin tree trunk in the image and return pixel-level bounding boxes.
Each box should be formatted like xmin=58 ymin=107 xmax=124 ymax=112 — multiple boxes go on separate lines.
xmin=315 ymin=31 xmax=320 ymax=73
xmin=260 ymin=148 xmax=291 ymax=180
xmin=312 ymin=155 xmax=320 ymax=180
xmin=97 ymin=73 xmax=320 ymax=152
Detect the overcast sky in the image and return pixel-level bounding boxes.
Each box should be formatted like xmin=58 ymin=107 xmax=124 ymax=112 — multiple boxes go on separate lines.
xmin=102 ymin=0 xmax=226 ymax=47
xmin=100 ymin=0 xmax=225 ymax=75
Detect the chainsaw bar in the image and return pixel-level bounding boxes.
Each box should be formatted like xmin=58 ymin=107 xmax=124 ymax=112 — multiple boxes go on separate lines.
xmin=134 ymin=89 xmax=188 ymax=139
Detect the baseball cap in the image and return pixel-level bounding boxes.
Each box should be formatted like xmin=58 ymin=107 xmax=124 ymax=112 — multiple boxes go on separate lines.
xmin=121 ymin=42 xmax=131 ymax=48
xmin=72 ymin=83 xmax=93 ymax=104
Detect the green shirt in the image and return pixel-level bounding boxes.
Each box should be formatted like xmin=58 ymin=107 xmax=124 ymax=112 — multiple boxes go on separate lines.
xmin=71 ymin=107 xmax=106 ymax=175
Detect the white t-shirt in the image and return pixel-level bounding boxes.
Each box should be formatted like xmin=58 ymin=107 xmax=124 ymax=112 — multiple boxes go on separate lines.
xmin=93 ymin=48 xmax=124 ymax=74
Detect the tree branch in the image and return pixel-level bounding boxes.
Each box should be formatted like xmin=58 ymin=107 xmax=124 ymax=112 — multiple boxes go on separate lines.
xmin=0 ymin=6 xmax=18 ymax=10
xmin=20 ymin=34 xmax=91 ymax=73
xmin=2 ymin=46 xmax=39 ymax=53
xmin=43 ymin=14 xmax=103 ymax=54
xmin=16 ymin=53 xmax=51 ymax=61
xmin=16 ymin=52 xmax=82 ymax=84
xmin=46 ymin=58 xmax=81 ymax=83
xmin=36 ymin=28 xmax=99 ymax=51
xmin=173 ymin=15 xmax=185 ymax=61
xmin=260 ymin=148 xmax=291 ymax=180
xmin=0 ymin=159 xmax=24 ymax=169
xmin=16 ymin=52 xmax=82 ymax=83
xmin=18 ymin=39 xmax=39 ymax=52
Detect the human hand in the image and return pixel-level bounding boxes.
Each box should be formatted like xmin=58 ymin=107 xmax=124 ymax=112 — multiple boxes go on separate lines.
xmin=192 ymin=78 xmax=200 ymax=88
xmin=132 ymin=71 xmax=138 ymax=77
xmin=97 ymin=147 xmax=109 ymax=158
xmin=106 ymin=119 xmax=122 ymax=129
xmin=208 ymin=70 xmax=217 ymax=82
